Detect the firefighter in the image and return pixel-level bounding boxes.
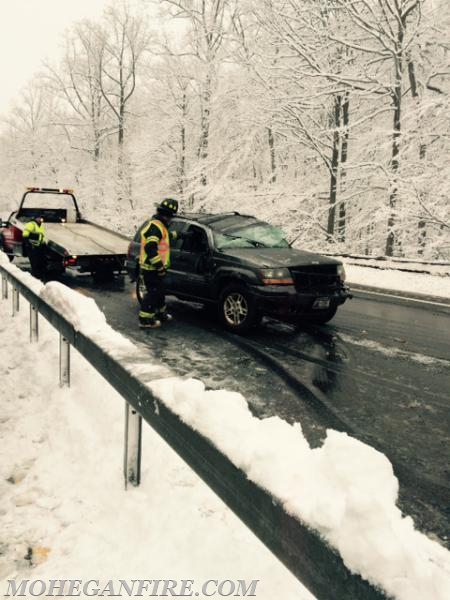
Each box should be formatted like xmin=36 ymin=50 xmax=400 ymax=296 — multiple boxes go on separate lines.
xmin=22 ymin=215 xmax=47 ymax=280
xmin=138 ymin=198 xmax=179 ymax=328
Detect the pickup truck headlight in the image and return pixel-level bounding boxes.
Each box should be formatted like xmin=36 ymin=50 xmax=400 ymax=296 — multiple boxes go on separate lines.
xmin=337 ymin=264 xmax=346 ymax=282
xmin=260 ymin=268 xmax=294 ymax=285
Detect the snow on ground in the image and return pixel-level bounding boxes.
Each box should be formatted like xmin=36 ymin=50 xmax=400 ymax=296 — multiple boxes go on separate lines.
xmin=0 ymin=253 xmax=450 ymax=600
xmin=344 ymin=261 xmax=450 ymax=300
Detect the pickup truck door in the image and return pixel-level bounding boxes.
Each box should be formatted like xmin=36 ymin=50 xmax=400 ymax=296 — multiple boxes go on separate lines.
xmin=168 ymin=224 xmax=212 ymax=300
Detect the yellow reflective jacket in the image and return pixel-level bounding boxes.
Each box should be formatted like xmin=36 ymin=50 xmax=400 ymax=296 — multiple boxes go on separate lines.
xmin=139 ymin=219 xmax=176 ymax=271
xmin=23 ymin=220 xmax=46 ymax=247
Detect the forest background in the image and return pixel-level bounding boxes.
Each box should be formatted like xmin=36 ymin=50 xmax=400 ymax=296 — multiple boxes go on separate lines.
xmin=0 ymin=0 xmax=448 ymax=259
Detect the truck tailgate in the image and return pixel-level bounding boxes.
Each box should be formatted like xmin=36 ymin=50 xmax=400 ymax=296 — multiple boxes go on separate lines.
xmin=45 ymin=222 xmax=129 ymax=256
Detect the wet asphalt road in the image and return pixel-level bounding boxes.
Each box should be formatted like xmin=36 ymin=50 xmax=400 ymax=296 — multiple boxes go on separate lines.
xmin=67 ymin=274 xmax=450 ymax=549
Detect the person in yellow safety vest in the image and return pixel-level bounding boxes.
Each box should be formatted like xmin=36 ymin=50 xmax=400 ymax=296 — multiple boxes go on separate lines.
xmin=22 ymin=215 xmax=48 ymax=280
xmin=138 ymin=198 xmax=179 ymax=329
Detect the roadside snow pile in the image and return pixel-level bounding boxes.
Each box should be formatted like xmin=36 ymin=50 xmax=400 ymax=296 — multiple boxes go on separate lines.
xmin=0 ymin=251 xmax=44 ymax=295
xmin=148 ymin=377 xmax=450 ymax=600
xmin=40 ymin=281 xmax=135 ymax=355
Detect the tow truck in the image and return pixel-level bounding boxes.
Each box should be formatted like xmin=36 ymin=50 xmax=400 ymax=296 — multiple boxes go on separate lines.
xmin=0 ymin=187 xmax=129 ymax=280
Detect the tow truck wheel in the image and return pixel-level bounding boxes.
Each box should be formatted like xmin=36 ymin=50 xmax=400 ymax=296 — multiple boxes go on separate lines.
xmin=93 ymin=269 xmax=114 ymax=283
xmin=218 ymin=284 xmax=261 ymax=334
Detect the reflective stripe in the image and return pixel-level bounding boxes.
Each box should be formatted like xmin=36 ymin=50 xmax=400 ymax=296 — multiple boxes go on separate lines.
xmin=139 ymin=310 xmax=156 ymax=318
xmin=139 ymin=220 xmax=153 ymax=266
xmin=158 ymin=234 xmax=170 ymax=264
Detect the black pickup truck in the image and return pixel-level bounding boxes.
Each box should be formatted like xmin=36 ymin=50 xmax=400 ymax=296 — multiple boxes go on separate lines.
xmin=126 ymin=212 xmax=351 ymax=332
xmin=1 ymin=187 xmax=129 ymax=280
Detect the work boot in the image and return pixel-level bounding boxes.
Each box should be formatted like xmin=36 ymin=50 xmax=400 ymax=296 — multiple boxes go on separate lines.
xmin=139 ymin=318 xmax=161 ymax=329
xmin=158 ymin=312 xmax=173 ymax=323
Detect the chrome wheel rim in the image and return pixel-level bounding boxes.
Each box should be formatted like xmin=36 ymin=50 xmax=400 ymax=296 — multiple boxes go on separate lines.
xmin=223 ymin=292 xmax=248 ymax=326
xmin=137 ymin=275 xmax=146 ymax=302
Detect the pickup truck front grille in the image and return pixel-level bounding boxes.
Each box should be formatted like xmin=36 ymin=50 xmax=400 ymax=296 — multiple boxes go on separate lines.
xmin=290 ymin=265 xmax=341 ymax=292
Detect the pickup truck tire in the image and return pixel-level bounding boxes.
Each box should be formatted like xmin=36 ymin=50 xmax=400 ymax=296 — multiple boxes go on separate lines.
xmin=218 ymin=284 xmax=261 ymax=334
xmin=136 ymin=273 xmax=146 ymax=305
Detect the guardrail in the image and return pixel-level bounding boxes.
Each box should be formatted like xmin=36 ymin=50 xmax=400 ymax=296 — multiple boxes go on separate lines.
xmin=321 ymin=252 xmax=450 ymax=266
xmin=320 ymin=253 xmax=450 ymax=274
xmin=0 ymin=262 xmax=390 ymax=600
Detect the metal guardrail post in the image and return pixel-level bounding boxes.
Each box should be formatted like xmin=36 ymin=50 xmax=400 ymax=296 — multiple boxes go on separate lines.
xmin=1 ymin=275 xmax=7 ymax=299
xmin=124 ymin=402 xmax=142 ymax=488
xmin=12 ymin=286 xmax=19 ymax=315
xmin=59 ymin=335 xmax=70 ymax=387
xmin=30 ymin=305 xmax=39 ymax=342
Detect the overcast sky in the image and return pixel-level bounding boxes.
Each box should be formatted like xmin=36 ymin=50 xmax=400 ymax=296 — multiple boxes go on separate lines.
xmin=0 ymin=0 xmax=112 ymax=116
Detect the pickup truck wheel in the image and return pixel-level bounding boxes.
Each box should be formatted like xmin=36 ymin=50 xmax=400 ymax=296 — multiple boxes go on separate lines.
xmin=136 ymin=274 xmax=146 ymax=306
xmin=306 ymin=305 xmax=338 ymax=325
xmin=219 ymin=284 xmax=260 ymax=333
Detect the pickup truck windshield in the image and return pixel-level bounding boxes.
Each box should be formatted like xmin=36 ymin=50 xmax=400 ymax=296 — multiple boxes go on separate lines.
xmin=214 ymin=223 xmax=290 ymax=250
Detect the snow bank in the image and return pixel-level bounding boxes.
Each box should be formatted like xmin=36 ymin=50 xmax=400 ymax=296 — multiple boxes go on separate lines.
xmin=148 ymin=377 xmax=450 ymax=600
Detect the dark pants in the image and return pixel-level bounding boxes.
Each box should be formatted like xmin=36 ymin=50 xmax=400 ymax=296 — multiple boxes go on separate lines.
xmin=28 ymin=245 xmax=46 ymax=280
xmin=141 ymin=270 xmax=166 ymax=317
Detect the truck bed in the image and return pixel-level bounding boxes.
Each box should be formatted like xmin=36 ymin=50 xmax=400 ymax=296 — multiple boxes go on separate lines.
xmin=45 ymin=221 xmax=129 ymax=256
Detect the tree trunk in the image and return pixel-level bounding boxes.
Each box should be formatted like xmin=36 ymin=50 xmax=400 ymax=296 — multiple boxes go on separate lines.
xmin=417 ymin=220 xmax=426 ymax=255
xmin=385 ymin=86 xmax=401 ymax=257
xmin=116 ymin=92 xmax=127 ymax=205
xmin=268 ymin=127 xmax=276 ymax=183
xmin=327 ymin=95 xmax=342 ymax=241
xmin=179 ymin=92 xmax=187 ymax=198
xmin=337 ymin=93 xmax=349 ymax=242
xmin=408 ymin=58 xmax=428 ymax=256
xmin=198 ymin=72 xmax=212 ymax=187
xmin=385 ymin=23 xmax=405 ymax=257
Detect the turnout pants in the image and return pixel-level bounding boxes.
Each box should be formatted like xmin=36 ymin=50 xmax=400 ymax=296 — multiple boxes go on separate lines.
xmin=28 ymin=245 xmax=46 ymax=280
xmin=140 ymin=269 xmax=166 ymax=321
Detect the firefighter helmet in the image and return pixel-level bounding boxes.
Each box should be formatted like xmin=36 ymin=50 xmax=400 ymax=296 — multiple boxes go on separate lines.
xmin=157 ymin=198 xmax=179 ymax=216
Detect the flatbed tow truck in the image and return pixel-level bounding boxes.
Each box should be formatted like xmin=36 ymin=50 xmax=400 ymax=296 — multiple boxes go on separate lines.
xmin=0 ymin=187 xmax=129 ymax=280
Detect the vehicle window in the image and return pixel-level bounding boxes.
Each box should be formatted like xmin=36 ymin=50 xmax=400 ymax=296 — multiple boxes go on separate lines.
xmin=182 ymin=225 xmax=209 ymax=253
xmin=171 ymin=221 xmax=189 ymax=250
xmin=214 ymin=223 xmax=289 ymax=249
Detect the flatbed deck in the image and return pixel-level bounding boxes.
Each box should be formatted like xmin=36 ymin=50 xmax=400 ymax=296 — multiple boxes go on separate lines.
xmin=45 ymin=222 xmax=129 ymax=256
